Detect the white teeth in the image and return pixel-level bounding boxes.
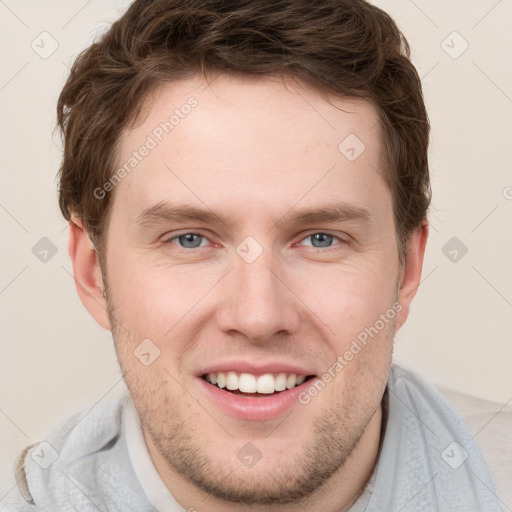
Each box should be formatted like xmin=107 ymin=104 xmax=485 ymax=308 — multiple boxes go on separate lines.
xmin=239 ymin=373 xmax=257 ymax=393
xmin=205 ymin=371 xmax=309 ymax=394
xmin=286 ymin=374 xmax=297 ymax=389
xmin=226 ymin=371 xmax=238 ymax=390
xmin=216 ymin=372 xmax=226 ymax=388
xmin=275 ymin=373 xmax=287 ymax=392
xmin=256 ymin=374 xmax=275 ymax=394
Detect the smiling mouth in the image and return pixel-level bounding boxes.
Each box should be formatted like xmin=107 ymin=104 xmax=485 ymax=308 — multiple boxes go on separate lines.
xmin=201 ymin=371 xmax=315 ymax=397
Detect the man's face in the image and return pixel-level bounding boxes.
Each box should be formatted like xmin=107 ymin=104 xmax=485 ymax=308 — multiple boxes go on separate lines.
xmin=100 ymin=74 xmax=406 ymax=504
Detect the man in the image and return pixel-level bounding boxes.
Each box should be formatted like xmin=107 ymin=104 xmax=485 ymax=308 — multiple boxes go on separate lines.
xmin=3 ymin=0 xmax=508 ymax=511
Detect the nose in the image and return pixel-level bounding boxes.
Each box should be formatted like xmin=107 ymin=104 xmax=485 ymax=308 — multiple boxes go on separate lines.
xmin=216 ymin=247 xmax=301 ymax=344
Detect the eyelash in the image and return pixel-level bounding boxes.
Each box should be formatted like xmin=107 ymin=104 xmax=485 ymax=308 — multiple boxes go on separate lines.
xmin=161 ymin=231 xmax=348 ymax=254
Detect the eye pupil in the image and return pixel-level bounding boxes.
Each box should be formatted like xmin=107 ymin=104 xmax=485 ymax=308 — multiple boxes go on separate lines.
xmin=178 ymin=233 xmax=202 ymax=248
xmin=311 ymin=233 xmax=333 ymax=248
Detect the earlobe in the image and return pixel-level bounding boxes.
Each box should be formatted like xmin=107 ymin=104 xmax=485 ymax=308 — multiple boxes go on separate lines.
xmin=68 ymin=216 xmax=111 ymax=330
xmin=395 ymin=222 xmax=429 ymax=332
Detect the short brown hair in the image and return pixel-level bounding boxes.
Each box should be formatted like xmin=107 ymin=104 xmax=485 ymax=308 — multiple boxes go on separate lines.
xmin=57 ymin=0 xmax=431 ymax=266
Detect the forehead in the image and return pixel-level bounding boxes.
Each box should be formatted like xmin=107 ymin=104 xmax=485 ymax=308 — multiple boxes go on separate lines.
xmin=112 ymin=73 xmax=389 ymax=225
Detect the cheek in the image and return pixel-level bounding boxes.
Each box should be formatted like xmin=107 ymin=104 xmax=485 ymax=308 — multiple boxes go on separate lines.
xmin=107 ymin=255 xmax=209 ymax=335
xmin=293 ymin=262 xmax=398 ymax=394
xmin=293 ymin=261 xmax=397 ymax=334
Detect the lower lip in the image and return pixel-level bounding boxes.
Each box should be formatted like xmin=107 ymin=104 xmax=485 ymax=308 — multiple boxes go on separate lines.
xmin=197 ymin=377 xmax=317 ymax=421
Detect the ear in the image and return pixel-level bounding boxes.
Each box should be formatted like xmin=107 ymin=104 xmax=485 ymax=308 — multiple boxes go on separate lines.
xmin=395 ymin=221 xmax=429 ymax=332
xmin=68 ymin=216 xmax=111 ymax=330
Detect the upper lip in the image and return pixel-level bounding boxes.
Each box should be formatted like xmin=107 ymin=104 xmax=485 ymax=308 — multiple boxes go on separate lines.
xmin=197 ymin=360 xmax=316 ymax=378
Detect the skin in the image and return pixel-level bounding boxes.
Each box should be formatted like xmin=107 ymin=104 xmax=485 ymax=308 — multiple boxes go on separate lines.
xmin=68 ymin=73 xmax=428 ymax=512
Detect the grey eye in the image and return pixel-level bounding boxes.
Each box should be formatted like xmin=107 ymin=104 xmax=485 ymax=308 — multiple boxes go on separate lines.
xmin=308 ymin=233 xmax=335 ymax=248
xmin=176 ymin=233 xmax=205 ymax=249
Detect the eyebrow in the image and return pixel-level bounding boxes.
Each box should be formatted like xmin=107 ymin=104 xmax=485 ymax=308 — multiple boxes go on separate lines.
xmin=276 ymin=202 xmax=371 ymax=229
xmin=134 ymin=200 xmax=371 ymax=230
xmin=135 ymin=201 xmax=236 ymax=228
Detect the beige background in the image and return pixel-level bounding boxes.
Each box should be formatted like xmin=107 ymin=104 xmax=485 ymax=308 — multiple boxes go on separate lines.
xmin=1 ymin=0 xmax=511 ymax=486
